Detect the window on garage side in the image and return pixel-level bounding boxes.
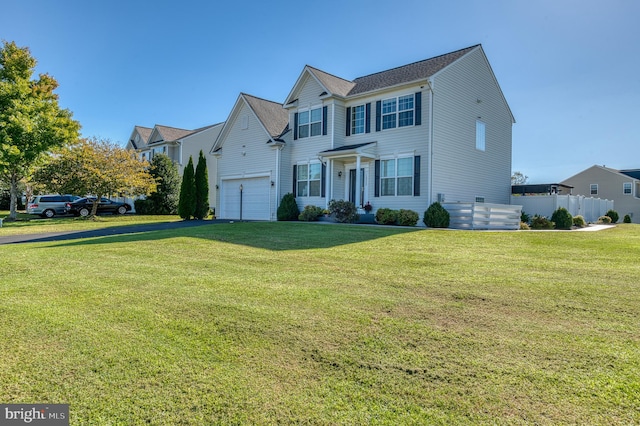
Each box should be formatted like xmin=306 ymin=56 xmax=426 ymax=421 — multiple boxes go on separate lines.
xmin=296 ymin=163 xmax=322 ymax=197
xmin=623 ymin=182 xmax=632 ymax=195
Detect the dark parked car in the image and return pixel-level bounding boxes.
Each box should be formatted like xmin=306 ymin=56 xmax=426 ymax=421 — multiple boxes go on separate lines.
xmin=65 ymin=197 xmax=132 ymax=217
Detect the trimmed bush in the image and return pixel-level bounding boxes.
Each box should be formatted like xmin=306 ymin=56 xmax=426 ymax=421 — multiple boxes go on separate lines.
xmin=598 ymin=215 xmax=612 ymax=224
xmin=375 ymin=208 xmax=398 ymax=225
xmin=134 ymin=199 xmax=153 ymax=215
xmin=328 ymin=199 xmax=358 ymax=223
xmin=530 ymin=215 xmax=554 ymax=230
xmin=605 ymin=209 xmax=619 ymax=223
xmin=624 ymin=214 xmax=632 ymax=223
xmin=397 ymin=209 xmax=419 ymax=226
xmin=551 ymin=207 xmax=573 ymax=230
xmin=277 ymin=193 xmax=299 ymax=221
xmin=423 ymin=202 xmax=450 ymax=228
xmin=298 ymin=205 xmax=324 ymax=221
xmin=572 ymin=215 xmax=586 ymax=228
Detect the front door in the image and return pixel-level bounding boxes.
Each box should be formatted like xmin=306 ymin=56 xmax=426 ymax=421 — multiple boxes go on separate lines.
xmin=349 ymin=168 xmax=365 ymax=207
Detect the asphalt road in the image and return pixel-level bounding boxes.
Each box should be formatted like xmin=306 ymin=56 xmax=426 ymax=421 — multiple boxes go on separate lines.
xmin=0 ymin=219 xmax=232 ymax=245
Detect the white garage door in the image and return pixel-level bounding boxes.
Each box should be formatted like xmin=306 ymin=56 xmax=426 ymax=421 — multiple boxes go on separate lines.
xmin=221 ymin=177 xmax=271 ymax=220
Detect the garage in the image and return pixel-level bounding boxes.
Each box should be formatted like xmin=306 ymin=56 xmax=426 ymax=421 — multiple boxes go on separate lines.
xmin=220 ymin=177 xmax=271 ymax=220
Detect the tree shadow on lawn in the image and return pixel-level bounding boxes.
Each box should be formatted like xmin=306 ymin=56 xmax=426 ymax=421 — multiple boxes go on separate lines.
xmin=26 ymin=221 xmax=420 ymax=251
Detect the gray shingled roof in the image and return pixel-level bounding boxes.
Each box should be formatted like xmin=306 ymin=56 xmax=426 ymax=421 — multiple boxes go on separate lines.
xmin=135 ymin=126 xmax=152 ymax=143
xmin=306 ymin=66 xmax=355 ymax=98
xmin=347 ymin=45 xmax=479 ymax=96
xmin=153 ymin=125 xmax=195 ymax=143
xmin=242 ymin=93 xmax=289 ymax=138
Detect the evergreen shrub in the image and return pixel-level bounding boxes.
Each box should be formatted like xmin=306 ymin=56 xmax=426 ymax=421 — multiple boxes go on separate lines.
xmin=551 ymin=207 xmax=573 ymax=230
xmin=375 ymin=208 xmax=398 ymax=225
xmin=623 ymin=214 xmax=632 ymax=223
xmin=423 ymin=202 xmax=450 ymax=228
xmin=298 ymin=205 xmax=324 ymax=221
xmin=328 ymin=199 xmax=358 ymax=223
xmin=530 ymin=215 xmax=554 ymax=230
xmin=397 ymin=209 xmax=419 ymax=226
xmin=277 ymin=193 xmax=299 ymax=221
xmin=605 ymin=209 xmax=619 ymax=223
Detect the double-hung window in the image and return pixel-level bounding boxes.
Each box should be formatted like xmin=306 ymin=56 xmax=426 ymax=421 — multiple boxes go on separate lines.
xmin=381 ymin=95 xmax=414 ymax=130
xmin=297 ymin=163 xmax=322 ymax=197
xmin=623 ymin=182 xmax=632 ymax=195
xmin=590 ymin=184 xmax=598 ymax=195
xmin=351 ymin=105 xmax=365 ymax=135
xmin=298 ymin=107 xmax=322 ymax=138
xmin=380 ymin=157 xmax=413 ymax=196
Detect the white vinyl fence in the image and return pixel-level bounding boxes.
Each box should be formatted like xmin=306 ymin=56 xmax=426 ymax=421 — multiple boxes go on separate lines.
xmin=510 ymin=195 xmax=613 ymax=223
xmin=442 ymin=203 xmax=522 ymax=230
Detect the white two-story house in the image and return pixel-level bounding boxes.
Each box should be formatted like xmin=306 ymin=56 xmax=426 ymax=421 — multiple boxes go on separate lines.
xmin=211 ymin=44 xmax=514 ymax=222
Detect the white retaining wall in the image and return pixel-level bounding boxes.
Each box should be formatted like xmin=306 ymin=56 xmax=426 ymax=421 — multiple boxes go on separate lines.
xmin=442 ymin=202 xmax=522 ymax=230
xmin=511 ymin=195 xmax=613 ymax=223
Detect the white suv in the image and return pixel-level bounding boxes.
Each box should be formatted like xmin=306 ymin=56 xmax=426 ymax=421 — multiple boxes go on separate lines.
xmin=27 ymin=194 xmax=80 ymax=218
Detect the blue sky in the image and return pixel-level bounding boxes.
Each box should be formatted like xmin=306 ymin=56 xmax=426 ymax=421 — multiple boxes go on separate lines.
xmin=2 ymin=0 xmax=639 ymax=183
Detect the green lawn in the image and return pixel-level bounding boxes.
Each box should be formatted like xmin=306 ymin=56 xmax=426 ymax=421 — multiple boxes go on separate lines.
xmin=0 ymin=221 xmax=638 ymax=424
xmin=0 ymin=210 xmax=182 ymax=236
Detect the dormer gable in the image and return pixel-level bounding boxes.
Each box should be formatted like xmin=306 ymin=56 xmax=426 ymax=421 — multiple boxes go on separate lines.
xmin=126 ymin=125 xmax=152 ymax=150
xmin=284 ymin=66 xmax=355 ymax=107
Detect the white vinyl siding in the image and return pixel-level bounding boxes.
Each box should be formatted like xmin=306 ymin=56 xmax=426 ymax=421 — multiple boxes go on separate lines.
xmin=430 ymin=47 xmax=513 ymax=204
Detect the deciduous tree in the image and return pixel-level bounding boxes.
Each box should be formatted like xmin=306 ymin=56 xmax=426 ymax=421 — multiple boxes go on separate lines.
xmin=0 ymin=41 xmax=80 ymax=220
xmin=33 ymin=137 xmax=156 ymax=217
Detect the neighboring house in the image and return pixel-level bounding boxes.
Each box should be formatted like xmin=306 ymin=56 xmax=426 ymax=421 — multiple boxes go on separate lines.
xmin=125 ymin=126 xmax=153 ymax=161
xmin=127 ymin=123 xmax=224 ymax=209
xmin=561 ymin=165 xmax=640 ymax=222
xmin=211 ymin=44 xmax=515 ymax=221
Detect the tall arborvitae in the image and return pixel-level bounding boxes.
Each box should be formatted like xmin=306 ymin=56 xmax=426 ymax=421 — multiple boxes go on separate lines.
xmin=178 ymin=156 xmax=196 ymax=220
xmin=148 ymin=153 xmax=180 ymax=214
xmin=194 ymin=150 xmax=209 ymax=220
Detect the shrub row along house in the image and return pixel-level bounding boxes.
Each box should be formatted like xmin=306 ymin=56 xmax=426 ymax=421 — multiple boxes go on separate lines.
xmin=127 ymin=45 xmax=515 ymax=222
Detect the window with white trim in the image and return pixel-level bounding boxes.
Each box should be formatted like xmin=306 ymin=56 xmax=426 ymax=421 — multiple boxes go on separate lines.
xmin=476 ymin=120 xmax=486 ymax=151
xmin=351 ymin=105 xmax=365 ymax=135
xmin=380 ymin=157 xmax=413 ymax=196
xmin=382 ymin=95 xmax=414 ymax=130
xmin=298 ymin=107 xmax=322 ymax=138
xmin=623 ymin=182 xmax=632 ymax=195
xmin=297 ymin=163 xmax=322 ymax=197
xmin=590 ymin=184 xmax=598 ymax=195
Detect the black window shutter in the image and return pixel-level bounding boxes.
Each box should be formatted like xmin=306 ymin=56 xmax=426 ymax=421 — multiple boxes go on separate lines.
xmin=415 ymin=92 xmax=422 ymax=126
xmin=345 ymin=107 xmax=351 ymax=136
xmin=321 ymin=163 xmax=326 ymax=197
xmin=413 ymin=156 xmax=421 ymax=196
xmin=293 ymin=165 xmax=297 ymax=194
xmin=322 ymin=106 xmax=328 ymax=135
xmin=365 ymin=103 xmax=371 ymax=133
xmin=374 ymin=160 xmax=380 ymax=197
xmin=293 ymin=113 xmax=298 ymax=140
xmin=375 ymin=101 xmax=381 ymax=132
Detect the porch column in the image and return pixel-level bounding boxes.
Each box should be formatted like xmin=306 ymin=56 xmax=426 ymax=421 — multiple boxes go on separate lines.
xmin=355 ymin=155 xmax=362 ymax=208
xmin=325 ymin=159 xmax=331 ymax=209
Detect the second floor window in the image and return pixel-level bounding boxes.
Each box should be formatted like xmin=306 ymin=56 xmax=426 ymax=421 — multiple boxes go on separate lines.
xmin=382 ymin=95 xmax=415 ymax=130
xmin=590 ymin=184 xmax=598 ymax=195
xmin=623 ymin=182 xmax=632 ymax=195
xmin=298 ymin=108 xmax=322 ymax=138
xmin=351 ymin=105 xmax=365 ymax=134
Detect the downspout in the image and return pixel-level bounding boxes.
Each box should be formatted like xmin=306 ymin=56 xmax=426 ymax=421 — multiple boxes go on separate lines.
xmin=426 ymin=78 xmax=435 ymax=205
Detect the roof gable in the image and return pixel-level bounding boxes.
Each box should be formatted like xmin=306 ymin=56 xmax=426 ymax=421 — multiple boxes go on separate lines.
xmin=212 ymin=93 xmax=288 ymax=153
xmin=149 ymin=125 xmax=194 ymax=144
xmin=127 ymin=125 xmax=152 ymax=150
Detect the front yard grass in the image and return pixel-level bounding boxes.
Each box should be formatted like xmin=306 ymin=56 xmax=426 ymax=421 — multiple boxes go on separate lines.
xmin=0 ymin=210 xmax=182 ymax=236
xmin=0 ymin=222 xmax=638 ymax=424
